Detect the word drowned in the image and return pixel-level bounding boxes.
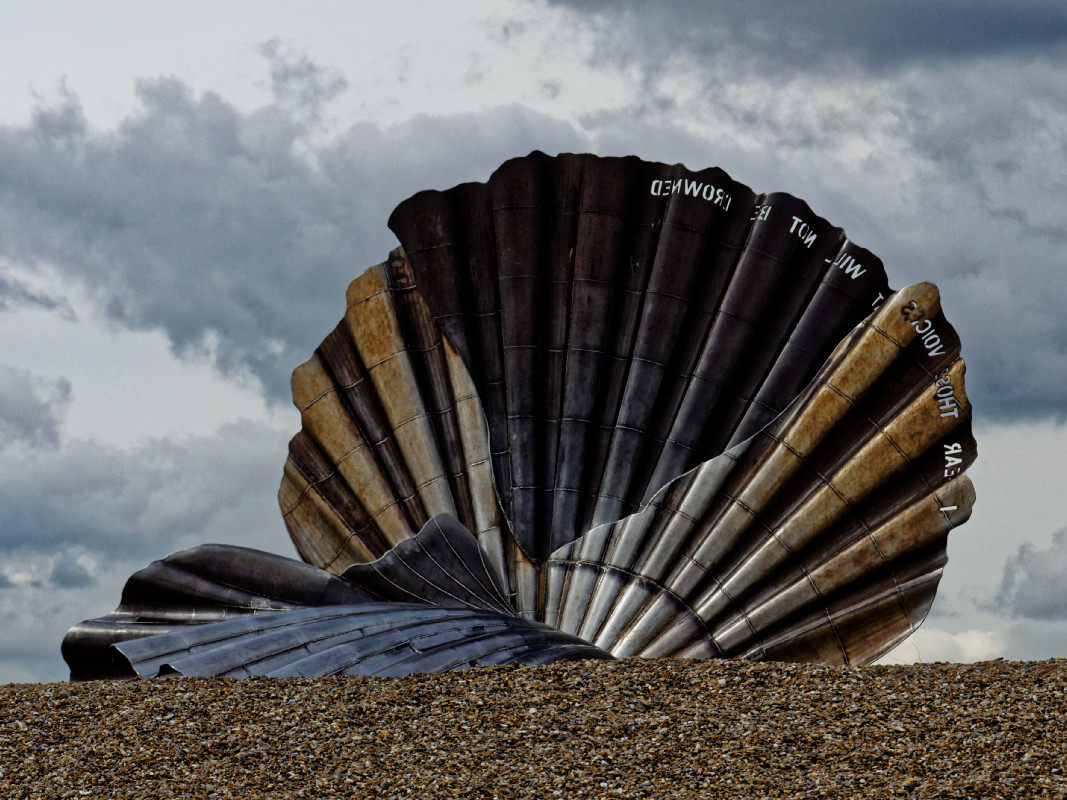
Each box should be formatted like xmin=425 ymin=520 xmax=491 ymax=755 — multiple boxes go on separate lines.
xmin=649 ymin=178 xmax=733 ymax=210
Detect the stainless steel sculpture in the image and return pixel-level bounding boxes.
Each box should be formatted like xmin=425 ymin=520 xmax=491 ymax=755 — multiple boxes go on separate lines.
xmin=62 ymin=152 xmax=976 ymax=680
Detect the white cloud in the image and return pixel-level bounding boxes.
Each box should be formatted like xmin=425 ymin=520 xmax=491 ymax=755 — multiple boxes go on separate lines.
xmin=0 ymin=366 xmax=70 ymax=448
xmin=880 ymin=627 xmax=1006 ymax=665
xmin=997 ymin=528 xmax=1067 ymax=620
xmin=0 ymin=419 xmax=297 ymax=682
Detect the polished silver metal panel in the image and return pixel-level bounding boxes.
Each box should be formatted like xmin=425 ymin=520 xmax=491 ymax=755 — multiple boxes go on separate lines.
xmin=114 ymin=604 xmax=612 ymax=678
xmin=61 ymin=544 xmax=375 ymax=680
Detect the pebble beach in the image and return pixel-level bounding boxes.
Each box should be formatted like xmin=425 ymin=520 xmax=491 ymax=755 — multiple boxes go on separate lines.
xmin=2 ymin=658 xmax=1063 ymax=799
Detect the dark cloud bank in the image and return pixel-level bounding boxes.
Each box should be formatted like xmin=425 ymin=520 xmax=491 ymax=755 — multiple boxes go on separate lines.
xmin=3 ymin=5 xmax=1065 ymax=421
xmin=553 ymin=0 xmax=1067 ymax=423
xmin=0 ymin=67 xmax=585 ymax=403
xmin=549 ymin=0 xmax=1067 ymax=70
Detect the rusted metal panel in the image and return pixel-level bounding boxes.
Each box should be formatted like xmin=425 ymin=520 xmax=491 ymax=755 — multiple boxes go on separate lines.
xmin=280 ymin=258 xmax=510 ymax=578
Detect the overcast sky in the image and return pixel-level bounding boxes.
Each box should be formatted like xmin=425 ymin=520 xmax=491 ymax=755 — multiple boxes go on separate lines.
xmin=1 ymin=1 xmax=1066 ymax=682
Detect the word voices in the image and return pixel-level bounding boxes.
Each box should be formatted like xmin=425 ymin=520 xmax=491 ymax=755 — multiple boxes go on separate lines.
xmin=900 ymin=300 xmax=946 ymax=357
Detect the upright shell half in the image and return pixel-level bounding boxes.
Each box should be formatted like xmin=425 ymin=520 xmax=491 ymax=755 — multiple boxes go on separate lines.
xmin=62 ymin=152 xmax=976 ymax=680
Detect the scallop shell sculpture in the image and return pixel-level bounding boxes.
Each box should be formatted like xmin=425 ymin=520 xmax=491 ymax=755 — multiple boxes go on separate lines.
xmin=62 ymin=152 xmax=976 ymax=680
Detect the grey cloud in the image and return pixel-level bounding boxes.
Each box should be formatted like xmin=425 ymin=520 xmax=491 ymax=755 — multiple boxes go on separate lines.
xmin=0 ymin=420 xmax=300 ymax=683
xmin=0 ymin=274 xmax=74 ymax=318
xmin=1001 ymin=618 xmax=1067 ymax=660
xmin=0 ymin=74 xmax=585 ymax=402
xmin=0 ymin=420 xmax=292 ymax=563
xmin=538 ymin=2 xmax=1067 ymax=424
xmin=49 ymin=556 xmax=94 ymax=589
xmin=31 ymin=79 xmax=87 ymax=145
xmin=548 ymin=1 xmax=1067 ymax=74
xmin=0 ymin=571 xmax=131 ymax=682
xmin=259 ymin=39 xmax=348 ymax=123
xmin=996 ymin=528 xmax=1067 ymax=620
xmin=0 ymin=366 xmax=71 ymax=448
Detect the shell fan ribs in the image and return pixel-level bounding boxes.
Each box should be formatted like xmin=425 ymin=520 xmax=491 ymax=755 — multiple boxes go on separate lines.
xmin=62 ymin=152 xmax=976 ymax=680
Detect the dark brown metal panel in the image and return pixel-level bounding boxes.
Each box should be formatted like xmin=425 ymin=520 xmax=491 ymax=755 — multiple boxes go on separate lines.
xmin=595 ymin=165 xmax=758 ymax=527
xmin=551 ymin=157 xmax=648 ymax=555
xmin=450 ymin=182 xmax=511 ymax=503
xmin=577 ymin=159 xmax=667 ymax=535
xmin=738 ymin=239 xmax=891 ymax=446
xmin=650 ymin=193 xmax=847 ymax=495
xmin=491 ymin=154 xmax=547 ymax=547
xmin=713 ymin=214 xmax=854 ymax=449
xmin=386 ymin=190 xmax=470 ymax=351
xmin=539 ymin=154 xmax=584 ymax=525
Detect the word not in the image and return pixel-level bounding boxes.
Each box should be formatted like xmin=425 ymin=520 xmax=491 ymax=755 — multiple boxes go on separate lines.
xmin=649 ymin=178 xmax=733 ymax=210
xmin=789 ymin=216 xmax=817 ymax=248
xmin=900 ymin=300 xmax=947 ymax=357
xmin=933 ymin=369 xmax=961 ymax=418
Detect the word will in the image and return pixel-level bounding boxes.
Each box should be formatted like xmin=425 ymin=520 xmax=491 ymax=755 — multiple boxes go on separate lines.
xmin=826 ymin=251 xmax=867 ymax=279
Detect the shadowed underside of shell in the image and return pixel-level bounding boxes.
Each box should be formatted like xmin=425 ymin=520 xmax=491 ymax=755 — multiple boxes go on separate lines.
xmin=62 ymin=152 xmax=976 ymax=680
